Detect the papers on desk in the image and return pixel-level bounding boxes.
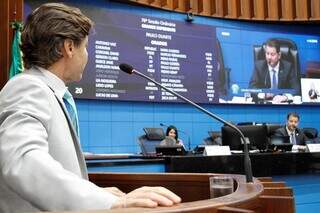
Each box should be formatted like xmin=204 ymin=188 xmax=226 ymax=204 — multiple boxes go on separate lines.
xmin=231 ymin=150 xmax=243 ymax=154
xmin=230 ymin=149 xmax=260 ymax=154
xmin=227 ymin=96 xmax=254 ymax=104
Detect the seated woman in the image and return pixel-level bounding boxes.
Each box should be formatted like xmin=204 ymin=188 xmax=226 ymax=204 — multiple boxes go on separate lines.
xmin=160 ymin=125 xmax=184 ymax=147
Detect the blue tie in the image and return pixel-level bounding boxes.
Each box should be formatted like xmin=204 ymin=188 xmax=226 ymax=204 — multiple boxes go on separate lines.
xmin=271 ymin=69 xmax=277 ymax=89
xmin=290 ymin=132 xmax=297 ymax=145
xmin=63 ymin=90 xmax=80 ymax=139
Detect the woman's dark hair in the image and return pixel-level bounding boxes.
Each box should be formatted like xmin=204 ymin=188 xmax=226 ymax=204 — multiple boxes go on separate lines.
xmin=166 ymin=125 xmax=178 ymax=140
xmin=21 ymin=3 xmax=93 ymax=69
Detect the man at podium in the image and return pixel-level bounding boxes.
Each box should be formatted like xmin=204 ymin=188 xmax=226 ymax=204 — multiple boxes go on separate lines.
xmin=0 ymin=3 xmax=180 ymax=212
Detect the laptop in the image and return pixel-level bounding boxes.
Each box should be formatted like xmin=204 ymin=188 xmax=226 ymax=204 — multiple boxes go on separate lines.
xmin=270 ymin=135 xmax=293 ymax=152
xmin=155 ymin=145 xmax=187 ymax=156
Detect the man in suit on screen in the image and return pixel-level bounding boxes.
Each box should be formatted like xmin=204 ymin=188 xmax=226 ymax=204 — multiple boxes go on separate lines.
xmin=249 ymin=39 xmax=298 ymax=90
xmin=0 ymin=3 xmax=180 ymax=212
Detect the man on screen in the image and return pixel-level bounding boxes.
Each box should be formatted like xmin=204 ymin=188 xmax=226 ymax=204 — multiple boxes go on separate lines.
xmin=249 ymin=39 xmax=298 ymax=90
xmin=0 ymin=3 xmax=180 ymax=212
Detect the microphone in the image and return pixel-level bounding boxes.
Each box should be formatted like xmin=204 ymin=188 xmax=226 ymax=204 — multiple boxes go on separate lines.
xmin=119 ymin=63 xmax=253 ymax=183
xmin=160 ymin=123 xmax=191 ymax=151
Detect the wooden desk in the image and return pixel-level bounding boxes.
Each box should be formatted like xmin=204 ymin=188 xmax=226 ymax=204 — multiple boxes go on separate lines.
xmin=165 ymin=152 xmax=320 ymax=176
xmin=86 ymin=152 xmax=320 ymax=176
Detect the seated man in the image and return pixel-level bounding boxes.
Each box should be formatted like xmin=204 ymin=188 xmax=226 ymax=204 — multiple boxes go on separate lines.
xmin=274 ymin=112 xmax=308 ymax=145
xmin=249 ymin=39 xmax=299 ymax=103
xmin=249 ymin=39 xmax=298 ymax=90
xmin=203 ymin=132 xmax=222 ymax=146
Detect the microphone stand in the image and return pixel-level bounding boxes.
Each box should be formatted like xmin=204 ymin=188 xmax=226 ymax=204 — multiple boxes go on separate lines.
xmin=119 ymin=64 xmax=253 ymax=183
xmin=160 ymin=123 xmax=191 ymax=151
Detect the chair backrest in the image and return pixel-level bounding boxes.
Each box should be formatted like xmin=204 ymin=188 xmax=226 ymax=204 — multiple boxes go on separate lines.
xmin=253 ymin=38 xmax=300 ymax=77
xmin=265 ymin=124 xmax=282 ymax=137
xmin=302 ymin=127 xmax=318 ymax=139
xmin=138 ymin=135 xmax=162 ymax=156
xmin=143 ymin=127 xmax=165 ymax=140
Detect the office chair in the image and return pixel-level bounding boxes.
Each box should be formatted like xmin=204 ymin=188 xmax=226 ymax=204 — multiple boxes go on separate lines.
xmin=265 ymin=123 xmax=282 ymax=137
xmin=253 ymin=38 xmax=300 ymax=78
xmin=138 ymin=127 xmax=165 ymax=155
xmin=303 ymin=127 xmax=320 ymax=143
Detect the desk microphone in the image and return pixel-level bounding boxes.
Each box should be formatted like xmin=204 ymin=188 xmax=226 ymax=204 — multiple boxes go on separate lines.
xmin=160 ymin=123 xmax=191 ymax=151
xmin=119 ymin=63 xmax=253 ymax=183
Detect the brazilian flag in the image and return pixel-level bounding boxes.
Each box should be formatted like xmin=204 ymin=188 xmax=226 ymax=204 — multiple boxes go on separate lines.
xmin=9 ymin=22 xmax=23 ymax=79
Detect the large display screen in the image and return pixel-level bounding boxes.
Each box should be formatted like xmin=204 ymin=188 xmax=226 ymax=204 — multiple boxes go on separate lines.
xmin=69 ymin=11 xmax=218 ymax=104
xmin=25 ymin=2 xmax=320 ymax=105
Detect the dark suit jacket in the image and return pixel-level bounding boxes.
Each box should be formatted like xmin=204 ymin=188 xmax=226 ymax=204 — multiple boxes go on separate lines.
xmin=249 ymin=60 xmax=298 ymax=90
xmin=274 ymin=126 xmax=308 ymax=145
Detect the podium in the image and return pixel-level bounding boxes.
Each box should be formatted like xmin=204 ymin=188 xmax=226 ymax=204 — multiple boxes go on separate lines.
xmin=82 ymin=173 xmax=295 ymax=213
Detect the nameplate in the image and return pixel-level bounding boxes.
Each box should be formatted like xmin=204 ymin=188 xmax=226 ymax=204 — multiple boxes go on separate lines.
xmin=307 ymin=144 xmax=320 ymax=153
xmin=292 ymin=145 xmax=306 ymax=152
xmin=204 ymin=145 xmax=231 ymax=156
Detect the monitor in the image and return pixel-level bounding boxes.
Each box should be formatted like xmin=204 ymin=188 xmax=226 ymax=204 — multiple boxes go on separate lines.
xmin=221 ymin=125 xmax=268 ymax=151
xmin=270 ymin=136 xmax=292 ymax=152
xmin=270 ymin=135 xmax=290 ymax=145
xmin=155 ymin=145 xmax=186 ymax=156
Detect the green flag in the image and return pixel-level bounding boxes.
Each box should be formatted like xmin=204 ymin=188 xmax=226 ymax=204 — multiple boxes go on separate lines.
xmin=9 ymin=22 xmax=23 ymax=79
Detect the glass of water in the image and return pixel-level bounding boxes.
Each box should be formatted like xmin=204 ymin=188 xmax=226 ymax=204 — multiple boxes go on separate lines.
xmin=209 ymin=176 xmax=234 ymax=198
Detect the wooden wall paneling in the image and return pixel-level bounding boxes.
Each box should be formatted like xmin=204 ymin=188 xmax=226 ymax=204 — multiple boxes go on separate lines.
xmin=187 ymin=0 xmax=198 ymax=13
xmin=176 ymin=0 xmax=191 ymax=12
xmin=216 ymin=0 xmax=228 ymax=17
xmin=131 ymin=0 xmax=320 ymax=22
xmin=281 ymin=0 xmax=295 ymax=21
xmin=172 ymin=0 xmax=178 ymax=10
xmin=136 ymin=0 xmax=152 ymax=4
xmin=193 ymin=0 xmax=204 ymax=14
xmin=210 ymin=0 xmax=218 ymax=16
xmin=130 ymin=0 xmax=320 ymax=22
xmin=0 ymin=0 xmax=23 ymax=90
xmin=200 ymin=0 xmax=214 ymax=16
xmin=295 ymin=0 xmax=310 ymax=21
xmin=240 ymin=0 xmax=253 ymax=19
xmin=0 ymin=0 xmax=9 ymax=90
xmin=311 ymin=0 xmax=320 ymax=20
xmin=150 ymin=0 xmax=167 ymax=7
xmin=162 ymin=0 xmax=172 ymax=9
xmin=253 ymin=0 xmax=267 ymax=20
xmin=226 ymin=0 xmax=241 ymax=18
xmin=210 ymin=0 xmax=217 ymax=15
xmin=267 ymin=0 xmax=281 ymax=20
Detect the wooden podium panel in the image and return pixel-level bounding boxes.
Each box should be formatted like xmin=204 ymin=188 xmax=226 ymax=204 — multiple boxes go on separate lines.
xmin=49 ymin=173 xmax=294 ymax=213
xmin=75 ymin=172 xmax=294 ymax=213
